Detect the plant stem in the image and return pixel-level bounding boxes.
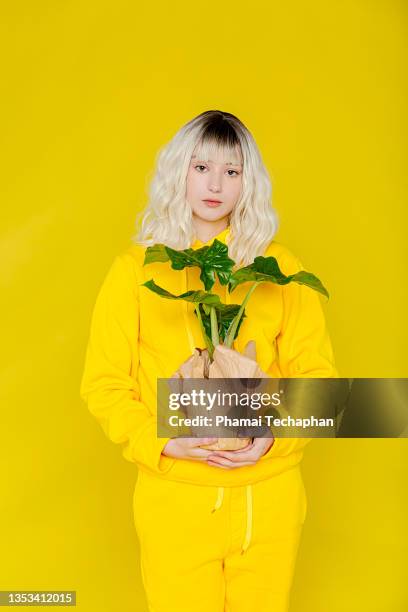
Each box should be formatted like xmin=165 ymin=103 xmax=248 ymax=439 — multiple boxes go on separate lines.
xmin=210 ymin=306 xmax=219 ymax=346
xmin=224 ymin=282 xmax=260 ymax=348
xmin=195 ymin=303 xmax=214 ymax=359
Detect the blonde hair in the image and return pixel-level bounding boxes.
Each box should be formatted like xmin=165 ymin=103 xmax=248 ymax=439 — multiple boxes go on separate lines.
xmin=133 ymin=110 xmax=279 ymax=268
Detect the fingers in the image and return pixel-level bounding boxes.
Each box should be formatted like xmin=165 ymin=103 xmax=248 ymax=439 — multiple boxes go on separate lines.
xmin=207 ymin=456 xmax=256 ymax=469
xmin=189 ymin=447 xmax=215 ymax=460
xmin=206 ymin=444 xmax=258 ymax=467
xmin=170 ymin=436 xmax=271 ymax=467
xmin=186 ymin=454 xmax=213 ymax=462
xmin=211 ymin=449 xmax=256 ymax=463
xmin=183 ymin=437 xmax=218 ymax=460
xmin=189 ymin=437 xmax=218 ymax=447
xmin=211 ymin=438 xmax=272 ymax=464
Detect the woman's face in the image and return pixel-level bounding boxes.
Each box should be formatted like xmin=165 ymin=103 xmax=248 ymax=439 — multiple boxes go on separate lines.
xmin=186 ymin=145 xmax=243 ymax=223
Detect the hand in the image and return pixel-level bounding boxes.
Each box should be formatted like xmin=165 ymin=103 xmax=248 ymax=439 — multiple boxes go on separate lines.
xmin=206 ymin=436 xmax=275 ymax=469
xmin=162 ymin=437 xmax=217 ymax=462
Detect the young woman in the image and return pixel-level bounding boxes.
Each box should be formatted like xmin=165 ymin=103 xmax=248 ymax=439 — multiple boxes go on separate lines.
xmin=80 ymin=110 xmax=338 ymax=612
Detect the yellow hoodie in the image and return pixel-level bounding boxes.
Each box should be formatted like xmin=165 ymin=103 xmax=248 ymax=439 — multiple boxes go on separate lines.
xmin=80 ymin=227 xmax=338 ymax=488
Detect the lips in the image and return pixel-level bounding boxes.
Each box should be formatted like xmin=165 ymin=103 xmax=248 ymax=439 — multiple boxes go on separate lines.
xmin=202 ymin=199 xmax=223 ymax=207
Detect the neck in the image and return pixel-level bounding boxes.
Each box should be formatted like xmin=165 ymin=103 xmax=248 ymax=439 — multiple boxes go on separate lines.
xmin=192 ymin=216 xmax=229 ymax=243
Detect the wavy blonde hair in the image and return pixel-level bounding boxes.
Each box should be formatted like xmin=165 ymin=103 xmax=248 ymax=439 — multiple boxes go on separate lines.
xmin=133 ymin=110 xmax=279 ymax=268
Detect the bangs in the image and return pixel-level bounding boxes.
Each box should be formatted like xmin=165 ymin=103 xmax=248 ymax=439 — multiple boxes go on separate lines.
xmin=192 ymin=121 xmax=243 ymax=165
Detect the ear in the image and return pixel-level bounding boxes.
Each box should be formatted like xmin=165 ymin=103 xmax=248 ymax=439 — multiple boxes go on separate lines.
xmin=242 ymin=340 xmax=257 ymax=361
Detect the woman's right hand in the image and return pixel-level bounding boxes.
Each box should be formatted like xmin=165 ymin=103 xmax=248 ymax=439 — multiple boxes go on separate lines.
xmin=162 ymin=437 xmax=217 ymax=462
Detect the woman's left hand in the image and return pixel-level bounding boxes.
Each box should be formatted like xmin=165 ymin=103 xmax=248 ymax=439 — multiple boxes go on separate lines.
xmin=206 ymin=436 xmax=274 ymax=469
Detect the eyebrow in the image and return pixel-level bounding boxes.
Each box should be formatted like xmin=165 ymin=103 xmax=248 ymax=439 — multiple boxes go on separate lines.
xmin=191 ymin=156 xmax=243 ymax=167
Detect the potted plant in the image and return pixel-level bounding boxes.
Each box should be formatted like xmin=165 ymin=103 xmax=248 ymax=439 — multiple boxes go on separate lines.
xmin=142 ymin=239 xmax=329 ymax=450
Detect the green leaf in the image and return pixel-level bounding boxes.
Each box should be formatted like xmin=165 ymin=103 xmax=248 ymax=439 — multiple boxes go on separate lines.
xmin=228 ymin=256 xmax=329 ymax=298
xmin=144 ymin=239 xmax=235 ymax=291
xmin=143 ymin=244 xmax=170 ymax=265
xmin=228 ymin=256 xmax=286 ymax=291
xmin=141 ymin=279 xmax=223 ymax=305
xmin=161 ymin=246 xmax=200 ymax=269
xmin=288 ymin=270 xmax=329 ymax=299
xmin=197 ymin=239 xmax=235 ymax=290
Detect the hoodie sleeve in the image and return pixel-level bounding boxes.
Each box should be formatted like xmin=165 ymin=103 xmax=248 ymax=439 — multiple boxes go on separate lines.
xmin=79 ymin=252 xmax=174 ymax=473
xmin=266 ymin=247 xmax=339 ymax=459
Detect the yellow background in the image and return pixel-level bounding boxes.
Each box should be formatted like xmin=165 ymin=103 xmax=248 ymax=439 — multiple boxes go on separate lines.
xmin=1 ymin=1 xmax=407 ymax=610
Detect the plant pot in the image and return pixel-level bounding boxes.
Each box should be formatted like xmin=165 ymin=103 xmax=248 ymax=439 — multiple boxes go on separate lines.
xmin=171 ymin=346 xmax=261 ymax=451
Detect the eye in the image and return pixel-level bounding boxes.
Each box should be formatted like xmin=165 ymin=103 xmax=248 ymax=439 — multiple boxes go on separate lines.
xmin=194 ymin=164 xmax=208 ymax=172
xmin=227 ymin=169 xmax=240 ymax=176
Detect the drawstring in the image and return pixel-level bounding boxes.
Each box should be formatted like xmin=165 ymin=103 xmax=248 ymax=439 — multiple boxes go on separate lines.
xmin=211 ymin=485 xmax=253 ymax=554
xmin=211 ymin=486 xmax=224 ymax=512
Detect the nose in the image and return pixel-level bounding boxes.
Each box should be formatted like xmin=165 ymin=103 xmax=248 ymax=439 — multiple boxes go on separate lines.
xmin=208 ymin=170 xmax=222 ymax=193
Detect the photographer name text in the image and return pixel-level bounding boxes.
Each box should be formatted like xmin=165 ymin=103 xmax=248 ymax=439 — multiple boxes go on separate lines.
xmin=168 ymin=414 xmax=334 ymax=428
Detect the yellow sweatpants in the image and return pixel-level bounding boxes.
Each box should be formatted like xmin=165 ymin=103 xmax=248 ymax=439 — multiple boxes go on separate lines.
xmin=133 ymin=465 xmax=307 ymax=612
